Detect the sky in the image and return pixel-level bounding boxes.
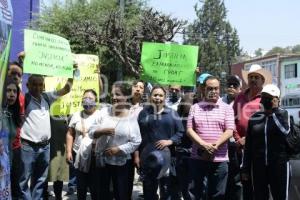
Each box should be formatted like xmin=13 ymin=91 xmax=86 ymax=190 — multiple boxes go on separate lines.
xmin=42 ymin=0 xmax=300 ymax=55
xmin=148 ymin=0 xmax=300 ymax=55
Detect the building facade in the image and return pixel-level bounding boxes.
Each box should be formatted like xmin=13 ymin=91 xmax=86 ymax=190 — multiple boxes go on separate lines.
xmin=231 ymin=54 xmax=300 ymax=125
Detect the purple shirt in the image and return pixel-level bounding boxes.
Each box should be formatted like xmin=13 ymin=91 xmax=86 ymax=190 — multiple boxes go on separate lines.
xmin=187 ymin=100 xmax=235 ymax=162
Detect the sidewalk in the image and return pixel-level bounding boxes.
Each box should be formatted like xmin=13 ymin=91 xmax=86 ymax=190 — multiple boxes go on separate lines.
xmin=48 ymin=180 xmax=143 ymax=200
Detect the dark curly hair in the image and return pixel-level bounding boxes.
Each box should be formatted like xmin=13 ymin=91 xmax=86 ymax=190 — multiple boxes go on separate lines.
xmin=3 ymin=78 xmax=21 ymax=127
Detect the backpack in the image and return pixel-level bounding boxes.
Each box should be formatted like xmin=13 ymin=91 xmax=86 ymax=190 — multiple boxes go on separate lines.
xmin=273 ymin=112 xmax=300 ymax=156
xmin=286 ymin=118 xmax=300 ymax=155
xmin=25 ymin=93 xmax=50 ymax=109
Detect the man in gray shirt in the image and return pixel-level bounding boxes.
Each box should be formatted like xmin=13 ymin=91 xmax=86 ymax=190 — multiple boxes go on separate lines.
xmin=19 ymin=73 xmax=74 ymax=200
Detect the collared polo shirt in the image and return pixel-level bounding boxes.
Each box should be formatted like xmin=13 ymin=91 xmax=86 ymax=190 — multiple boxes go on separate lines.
xmin=21 ymin=92 xmax=58 ymax=143
xmin=187 ymin=100 xmax=235 ymax=162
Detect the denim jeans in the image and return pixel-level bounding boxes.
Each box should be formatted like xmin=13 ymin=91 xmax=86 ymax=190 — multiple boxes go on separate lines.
xmin=188 ymin=159 xmax=228 ymax=200
xmin=19 ymin=142 xmax=50 ymax=200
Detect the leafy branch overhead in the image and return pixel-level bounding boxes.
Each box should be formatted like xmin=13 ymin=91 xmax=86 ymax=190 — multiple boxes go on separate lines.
xmin=100 ymin=8 xmax=186 ymax=77
xmin=36 ymin=1 xmax=186 ymax=79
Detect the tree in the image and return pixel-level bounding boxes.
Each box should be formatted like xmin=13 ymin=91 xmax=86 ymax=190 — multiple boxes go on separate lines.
xmin=292 ymin=44 xmax=300 ymax=53
xmin=35 ymin=0 xmax=186 ymax=80
xmin=184 ymin=0 xmax=241 ymax=76
xmin=265 ymin=46 xmax=288 ymax=56
xmin=254 ymin=48 xmax=263 ymax=57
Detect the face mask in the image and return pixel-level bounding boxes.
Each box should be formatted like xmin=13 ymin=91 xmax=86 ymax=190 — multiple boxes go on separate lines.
xmin=82 ymin=98 xmax=96 ymax=110
xmin=169 ymin=92 xmax=179 ymax=103
xmin=260 ymin=97 xmax=273 ymax=110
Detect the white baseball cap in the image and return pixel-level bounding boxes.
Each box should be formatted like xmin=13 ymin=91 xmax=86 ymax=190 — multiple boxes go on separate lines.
xmin=261 ymin=84 xmax=280 ymax=97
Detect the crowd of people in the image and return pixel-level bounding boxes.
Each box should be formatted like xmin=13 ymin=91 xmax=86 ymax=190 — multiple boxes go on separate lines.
xmin=1 ymin=52 xmax=295 ymax=200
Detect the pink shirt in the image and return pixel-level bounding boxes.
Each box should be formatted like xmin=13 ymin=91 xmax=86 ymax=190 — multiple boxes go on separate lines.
xmin=232 ymin=89 xmax=261 ymax=141
xmin=187 ymin=100 xmax=235 ymax=162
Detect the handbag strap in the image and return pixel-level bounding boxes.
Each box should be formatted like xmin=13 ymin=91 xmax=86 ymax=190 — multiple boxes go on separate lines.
xmin=80 ymin=111 xmax=87 ymax=137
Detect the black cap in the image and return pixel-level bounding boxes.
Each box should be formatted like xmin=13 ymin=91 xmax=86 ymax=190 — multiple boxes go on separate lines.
xmin=226 ymin=75 xmax=242 ymax=87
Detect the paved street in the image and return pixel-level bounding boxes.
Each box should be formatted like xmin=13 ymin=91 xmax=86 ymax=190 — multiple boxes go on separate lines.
xmin=48 ymin=175 xmax=143 ymax=200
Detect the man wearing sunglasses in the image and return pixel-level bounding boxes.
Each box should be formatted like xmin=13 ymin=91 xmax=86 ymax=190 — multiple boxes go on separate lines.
xmin=222 ymin=75 xmax=242 ymax=200
xmin=222 ymin=75 xmax=242 ymax=106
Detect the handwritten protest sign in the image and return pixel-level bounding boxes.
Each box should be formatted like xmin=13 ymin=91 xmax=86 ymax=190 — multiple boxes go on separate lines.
xmin=24 ymin=29 xmax=73 ymax=78
xmin=45 ymin=54 xmax=100 ymax=116
xmin=141 ymin=42 xmax=198 ymax=86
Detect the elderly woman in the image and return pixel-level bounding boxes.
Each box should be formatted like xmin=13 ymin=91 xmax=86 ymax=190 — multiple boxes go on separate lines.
xmin=89 ymin=82 xmax=141 ymax=200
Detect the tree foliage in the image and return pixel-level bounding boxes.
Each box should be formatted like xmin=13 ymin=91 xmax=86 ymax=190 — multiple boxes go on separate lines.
xmin=35 ymin=0 xmax=186 ymax=80
xmin=265 ymin=44 xmax=300 ymax=56
xmin=254 ymin=48 xmax=263 ymax=57
xmin=265 ymin=46 xmax=288 ymax=56
xmin=184 ymin=0 xmax=241 ymax=76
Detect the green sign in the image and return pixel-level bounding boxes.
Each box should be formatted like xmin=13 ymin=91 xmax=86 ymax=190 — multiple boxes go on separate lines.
xmin=24 ymin=29 xmax=73 ymax=77
xmin=141 ymin=42 xmax=198 ymax=86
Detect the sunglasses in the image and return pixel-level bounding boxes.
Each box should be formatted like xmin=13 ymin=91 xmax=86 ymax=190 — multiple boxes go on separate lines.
xmin=226 ymin=83 xmax=239 ymax=88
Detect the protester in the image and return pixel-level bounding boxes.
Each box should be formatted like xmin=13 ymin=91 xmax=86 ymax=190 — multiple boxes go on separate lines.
xmin=137 ymin=85 xmax=184 ymax=200
xmin=166 ymin=85 xmax=193 ymax=200
xmin=19 ymin=70 xmax=75 ymax=200
xmin=166 ymin=85 xmax=182 ymax=111
xmin=233 ymin=64 xmax=272 ymax=200
xmin=195 ymin=73 xmax=212 ymax=102
xmin=65 ymin=89 xmax=100 ymax=200
xmin=89 ymin=82 xmax=141 ymax=200
xmin=222 ymin=75 xmax=243 ymax=200
xmin=242 ymin=84 xmax=291 ymax=200
xmin=175 ymin=91 xmax=195 ymax=200
xmin=7 ymin=62 xmax=24 ymax=199
xmin=7 ymin=62 xmax=23 ymax=87
xmin=1 ymin=79 xmax=21 ymax=199
xmin=222 ymin=75 xmax=242 ymax=106
xmin=129 ymin=80 xmax=145 ymax=199
xmin=187 ymin=76 xmax=235 ymax=199
xmin=2 ymin=79 xmax=21 ymax=157
xmin=130 ymin=80 xmax=145 ymax=117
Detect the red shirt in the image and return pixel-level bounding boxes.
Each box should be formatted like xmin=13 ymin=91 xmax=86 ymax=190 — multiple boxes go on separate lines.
xmin=233 ymin=89 xmax=261 ymax=142
xmin=12 ymin=92 xmax=24 ymax=149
